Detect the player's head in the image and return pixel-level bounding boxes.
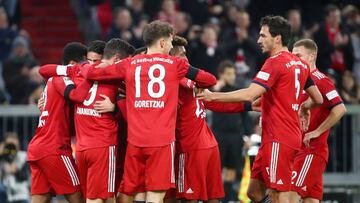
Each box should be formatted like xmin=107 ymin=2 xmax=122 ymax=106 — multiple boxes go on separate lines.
xmin=292 ymin=39 xmax=318 ymax=69
xmin=169 ymin=35 xmax=187 ymax=58
xmin=103 ymin=38 xmax=135 ymax=64
xmin=142 ymin=20 xmax=175 ymax=54
xmin=62 ymin=42 xmax=87 ymax=65
xmin=133 ymin=47 xmax=147 ymax=56
xmin=258 ymin=15 xmax=291 ymax=53
xmin=87 ymin=40 xmax=106 ymax=64
xmin=218 ymin=60 xmax=236 ymax=86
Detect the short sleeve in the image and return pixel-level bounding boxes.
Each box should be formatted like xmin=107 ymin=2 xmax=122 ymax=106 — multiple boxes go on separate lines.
xmin=317 ymin=78 xmax=343 ymax=109
xmin=252 ymin=59 xmax=281 ymax=90
xmin=175 ymin=57 xmax=190 ymax=79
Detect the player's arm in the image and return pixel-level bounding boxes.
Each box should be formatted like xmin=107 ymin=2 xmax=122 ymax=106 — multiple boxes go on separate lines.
xmin=116 ymin=96 xmax=127 ymax=122
xmin=185 ymin=66 xmax=217 ymax=88
xmin=203 ymin=101 xmax=252 ymax=113
xmin=39 ymin=64 xmax=78 ymax=80
xmin=53 ymin=76 xmax=92 ymax=103
xmin=303 ymin=103 xmax=346 ymax=146
xmin=300 ymin=76 xmax=324 ymax=110
xmin=197 ymin=83 xmax=266 ymax=102
xmin=83 ymin=61 xmax=127 ymax=81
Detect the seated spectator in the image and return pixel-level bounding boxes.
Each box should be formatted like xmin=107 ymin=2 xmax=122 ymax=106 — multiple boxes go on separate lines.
xmin=340 ymin=70 xmax=360 ymax=104
xmin=7 ymin=36 xmax=38 ymax=68
xmin=157 ymin=0 xmax=177 ymax=25
xmin=107 ymin=7 xmax=142 ymax=47
xmin=0 ymin=132 xmax=29 ymax=203
xmin=0 ymin=7 xmax=17 ymax=62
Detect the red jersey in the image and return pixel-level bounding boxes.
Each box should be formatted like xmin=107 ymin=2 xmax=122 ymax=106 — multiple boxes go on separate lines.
xmin=85 ymin=54 xmax=216 ymax=147
xmin=252 ymin=51 xmax=312 ymax=150
xmin=176 ymin=78 xmax=248 ymax=152
xmin=73 ymin=72 xmax=119 ymax=151
xmin=298 ymin=68 xmax=343 ymax=161
xmin=28 ymin=76 xmax=91 ymax=160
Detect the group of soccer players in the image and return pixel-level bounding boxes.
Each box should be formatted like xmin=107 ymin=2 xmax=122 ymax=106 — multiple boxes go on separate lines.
xmin=27 ymin=14 xmax=346 ymax=203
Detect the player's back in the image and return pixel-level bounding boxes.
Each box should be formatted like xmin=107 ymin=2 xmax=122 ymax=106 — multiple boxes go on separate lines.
xmin=255 ymin=51 xmax=311 ymax=150
xmin=73 ymin=73 xmax=119 ymax=151
xmin=28 ymin=77 xmax=73 ymax=160
xmin=124 ymin=53 xmax=189 ymax=147
xmin=176 ymin=79 xmax=217 ymax=152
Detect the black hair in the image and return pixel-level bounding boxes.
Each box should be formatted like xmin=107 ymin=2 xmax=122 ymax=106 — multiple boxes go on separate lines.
xmin=87 ymin=40 xmax=106 ymax=55
xmin=103 ymin=38 xmax=135 ymax=59
xmin=62 ymin=42 xmax=87 ymax=65
xmin=260 ymin=15 xmax=291 ymax=46
xmin=218 ymin=60 xmax=235 ymax=74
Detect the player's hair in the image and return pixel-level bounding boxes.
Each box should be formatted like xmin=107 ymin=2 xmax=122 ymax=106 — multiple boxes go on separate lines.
xmin=325 ymin=4 xmax=339 ymax=16
xmin=172 ymin=36 xmax=188 ymax=47
xmin=293 ymin=39 xmax=318 ymax=53
xmin=142 ymin=20 xmax=175 ymax=47
xmin=87 ymin=40 xmax=106 ymax=55
xmin=62 ymin=42 xmax=87 ymax=65
xmin=218 ymin=60 xmax=235 ymax=74
xmin=133 ymin=47 xmax=147 ymax=56
xmin=103 ymin=38 xmax=135 ymax=59
xmin=259 ymin=15 xmax=291 ymax=46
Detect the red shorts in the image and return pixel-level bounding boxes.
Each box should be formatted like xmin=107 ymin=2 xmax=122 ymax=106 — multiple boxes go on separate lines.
xmin=176 ymin=147 xmax=224 ymax=201
xmin=251 ymin=142 xmax=297 ymax=191
xmin=291 ymin=153 xmax=326 ymax=200
xmin=122 ymin=142 xmax=175 ymax=195
xmin=29 ymin=155 xmax=81 ymax=195
xmin=76 ymin=145 xmax=117 ymax=199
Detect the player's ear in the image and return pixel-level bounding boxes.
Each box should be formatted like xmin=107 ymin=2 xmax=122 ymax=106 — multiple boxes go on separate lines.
xmin=160 ymin=39 xmax=165 ymax=48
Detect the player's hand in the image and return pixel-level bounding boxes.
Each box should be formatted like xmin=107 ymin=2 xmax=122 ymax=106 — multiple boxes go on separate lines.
xmin=37 ymin=92 xmax=45 ymax=111
xmin=196 ymin=89 xmax=214 ymax=101
xmin=252 ymin=98 xmax=261 ymax=112
xmin=94 ymin=94 xmax=115 ymax=113
xmin=303 ymin=130 xmax=321 ymax=147
xmin=299 ymin=105 xmax=311 ymax=132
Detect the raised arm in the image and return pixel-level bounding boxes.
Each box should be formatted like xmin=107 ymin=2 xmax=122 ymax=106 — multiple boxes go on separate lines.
xmin=39 ymin=64 xmax=78 ymax=80
xmin=84 ymin=61 xmax=127 ymax=81
xmin=53 ymin=76 xmax=92 ymax=103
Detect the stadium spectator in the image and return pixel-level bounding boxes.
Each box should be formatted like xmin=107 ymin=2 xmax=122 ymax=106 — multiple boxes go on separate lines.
xmin=340 ymin=70 xmax=360 ymax=104
xmin=0 ymin=132 xmax=29 ymax=203
xmin=128 ymin=0 xmax=146 ymax=26
xmin=7 ymin=36 xmax=37 ymax=68
xmin=189 ymin=23 xmax=225 ymax=77
xmin=313 ymin=4 xmax=353 ymax=73
xmin=286 ymin=9 xmax=306 ymax=50
xmin=0 ymin=7 xmax=17 ymax=62
xmin=107 ymin=7 xmax=142 ymax=47
xmin=157 ymin=0 xmax=177 ymax=25
xmin=174 ymin=12 xmax=191 ymax=38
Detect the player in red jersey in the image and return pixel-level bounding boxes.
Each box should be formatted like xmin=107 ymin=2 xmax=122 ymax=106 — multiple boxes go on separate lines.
xmin=290 ymin=39 xmax=346 ymax=203
xmin=197 ymin=16 xmax=323 ymax=203
xmin=168 ymin=36 xmax=254 ymax=203
xmin=38 ymin=39 xmax=135 ymax=203
xmin=82 ymin=21 xmax=217 ymax=203
xmin=28 ymin=42 xmax=89 ymax=203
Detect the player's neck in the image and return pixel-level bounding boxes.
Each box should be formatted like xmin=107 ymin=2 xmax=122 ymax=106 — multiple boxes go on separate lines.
xmin=310 ymin=64 xmax=316 ymax=72
xmin=269 ymin=46 xmax=288 ymax=56
xmin=146 ymin=47 xmax=164 ymax=55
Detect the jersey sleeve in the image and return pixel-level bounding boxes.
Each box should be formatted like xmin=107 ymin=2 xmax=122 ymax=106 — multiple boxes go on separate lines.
xmin=175 ymin=57 xmax=190 ymax=79
xmin=84 ymin=60 xmax=127 ymax=81
xmin=39 ymin=64 xmax=79 ymax=80
xmin=52 ymin=76 xmax=92 ymax=103
xmin=204 ymin=101 xmax=252 ymax=113
xmin=317 ymin=78 xmax=343 ymax=109
xmin=116 ymin=98 xmax=127 ymax=122
xmin=252 ymin=58 xmax=281 ymax=90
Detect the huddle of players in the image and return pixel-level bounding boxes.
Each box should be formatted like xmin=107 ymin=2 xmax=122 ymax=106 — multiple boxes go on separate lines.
xmin=27 ymin=16 xmax=345 ymax=203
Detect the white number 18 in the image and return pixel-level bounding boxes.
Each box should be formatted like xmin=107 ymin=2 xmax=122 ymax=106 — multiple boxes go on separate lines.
xmin=135 ymin=64 xmax=166 ymax=98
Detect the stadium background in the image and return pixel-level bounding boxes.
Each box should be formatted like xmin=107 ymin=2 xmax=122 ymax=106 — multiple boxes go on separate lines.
xmin=0 ymin=0 xmax=359 ymax=202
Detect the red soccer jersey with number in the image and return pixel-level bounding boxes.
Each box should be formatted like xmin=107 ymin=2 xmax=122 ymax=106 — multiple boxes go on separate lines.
xmin=28 ymin=76 xmax=90 ymax=160
xmin=72 ymin=72 xmax=119 ymax=151
xmin=252 ymin=51 xmax=312 ymax=150
xmin=298 ymin=68 xmax=343 ymax=162
xmin=176 ymin=78 xmax=247 ymax=152
xmin=86 ymin=54 xmax=193 ymax=147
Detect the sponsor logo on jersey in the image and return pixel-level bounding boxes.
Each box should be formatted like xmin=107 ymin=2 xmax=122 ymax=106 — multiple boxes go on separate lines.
xmin=277 ymin=179 xmax=284 ymax=185
xmin=186 ymin=188 xmax=194 ymax=194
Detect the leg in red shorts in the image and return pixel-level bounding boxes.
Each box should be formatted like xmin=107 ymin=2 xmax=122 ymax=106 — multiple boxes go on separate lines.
xmin=122 ymin=142 xmax=175 ymax=195
xmin=291 ymin=153 xmax=326 ymax=200
xmin=76 ymin=145 xmax=117 ymax=199
xmin=250 ymin=142 xmax=297 ymax=192
xmin=29 ymin=155 xmax=81 ymax=195
xmin=176 ymin=146 xmax=224 ymax=201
